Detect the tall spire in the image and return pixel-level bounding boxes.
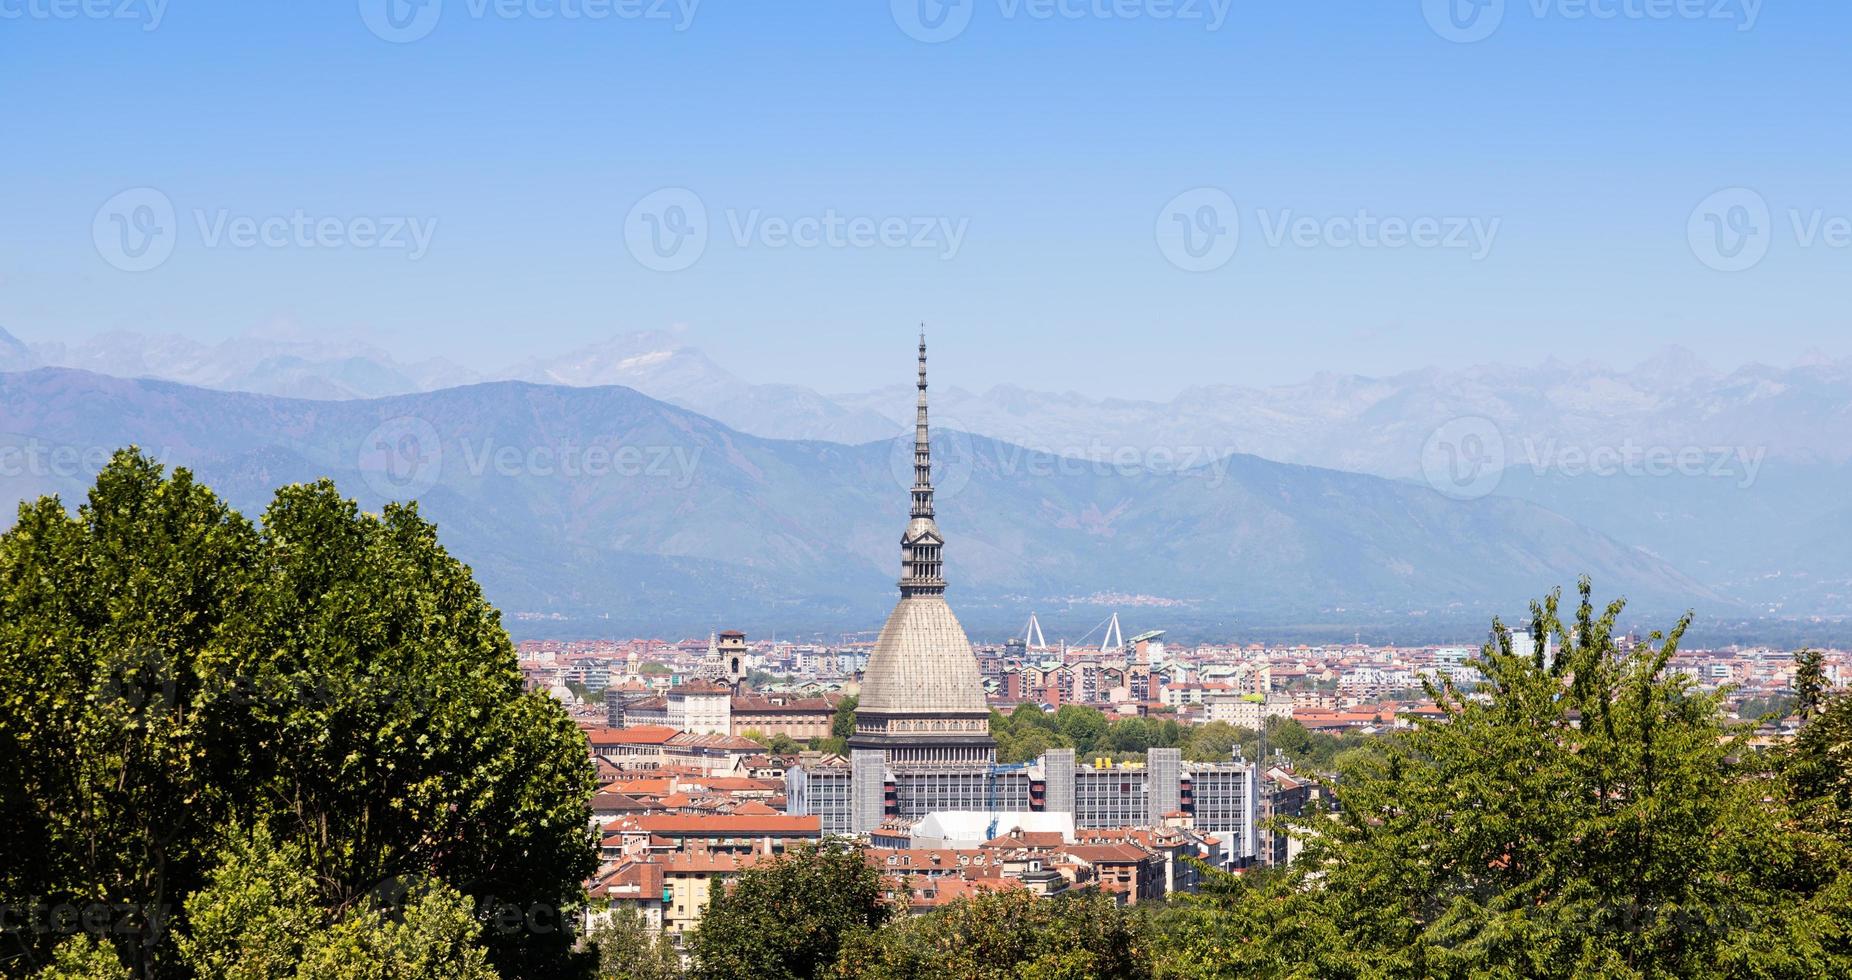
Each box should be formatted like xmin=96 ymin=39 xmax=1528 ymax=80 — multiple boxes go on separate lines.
xmin=900 ymin=326 xmax=945 ymax=596
xmin=912 ymin=325 xmax=933 ymax=520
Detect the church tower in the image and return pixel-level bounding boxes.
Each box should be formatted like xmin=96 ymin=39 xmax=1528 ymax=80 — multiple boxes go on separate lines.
xmin=848 ymin=331 xmax=996 ymax=768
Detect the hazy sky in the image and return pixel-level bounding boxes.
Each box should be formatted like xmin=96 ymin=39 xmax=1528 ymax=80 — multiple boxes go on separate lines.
xmin=3 ymin=1 xmax=1848 ymax=396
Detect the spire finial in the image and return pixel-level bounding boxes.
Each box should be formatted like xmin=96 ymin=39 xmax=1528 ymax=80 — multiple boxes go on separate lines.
xmin=901 ymin=328 xmax=944 ymax=596
xmin=912 ymin=327 xmax=932 ymax=519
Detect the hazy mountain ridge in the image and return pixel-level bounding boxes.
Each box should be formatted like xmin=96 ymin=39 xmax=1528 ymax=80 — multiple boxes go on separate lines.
xmin=12 ymin=328 xmax=1848 ymax=481
xmin=0 ymin=368 xmax=1730 ymax=636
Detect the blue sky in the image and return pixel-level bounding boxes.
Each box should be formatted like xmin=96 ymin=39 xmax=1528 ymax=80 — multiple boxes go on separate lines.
xmin=3 ymin=0 xmax=1848 ymax=395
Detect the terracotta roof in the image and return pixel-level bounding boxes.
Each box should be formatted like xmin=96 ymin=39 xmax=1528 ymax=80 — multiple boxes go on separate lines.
xmin=631 ymin=814 xmax=821 ymax=836
xmin=701 ymin=777 xmax=779 ymax=792
xmin=981 ymin=830 xmax=1064 ymax=849
xmin=588 ymin=860 xmax=664 ymax=899
xmin=591 ymin=792 xmax=655 ymax=813
xmin=659 ymin=851 xmax=767 ymax=873
xmin=667 ymin=732 xmax=762 ymax=751
xmin=587 ymin=725 xmax=680 ymax=746
xmin=1062 ymin=843 xmax=1153 ymax=865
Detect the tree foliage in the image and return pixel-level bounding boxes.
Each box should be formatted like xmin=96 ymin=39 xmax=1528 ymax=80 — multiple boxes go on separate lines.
xmin=835 ymin=891 xmax=1150 ymax=980
xmin=178 ymin=825 xmax=498 ymax=979
xmin=687 ymin=841 xmax=891 ymax=980
xmin=0 ymin=451 xmax=596 ymax=979
xmin=1793 ymin=648 xmax=1827 ymax=722
xmin=27 ymin=938 xmax=132 ymax=980
xmin=832 ymin=696 xmax=858 ymax=741
xmin=1789 ymin=668 xmax=1852 ymax=844
xmin=1155 ymin=579 xmax=1852 ymax=979
xmin=583 ymin=909 xmax=682 ymax=980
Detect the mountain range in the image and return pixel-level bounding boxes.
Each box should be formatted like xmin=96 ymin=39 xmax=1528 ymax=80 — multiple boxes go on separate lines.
xmin=8 ymin=327 xmax=1849 ymax=480
xmin=0 ymin=367 xmax=1763 ymax=642
xmin=6 ymin=326 xmax=1848 ymax=638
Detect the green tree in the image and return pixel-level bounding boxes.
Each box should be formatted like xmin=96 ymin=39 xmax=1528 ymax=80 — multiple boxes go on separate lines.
xmin=583 ymin=910 xmax=682 ymax=980
xmin=996 ymin=725 xmax=1069 ymax=765
xmin=831 ymin=696 xmax=858 ymax=741
xmin=1009 ymin=703 xmax=1057 ymax=734
xmin=294 ymin=885 xmax=499 ymax=980
xmin=1789 ymin=682 xmax=1852 ymax=843
xmin=687 ymin=841 xmax=890 ymax=980
xmin=175 ymin=827 xmax=324 ymax=979
xmin=1054 ymin=706 xmax=1108 ymax=755
xmin=0 ymin=452 xmax=596 ymax=979
xmin=835 ymin=891 xmax=1149 ymax=980
xmin=1108 ymin=717 xmax=1153 ymax=754
xmin=1794 ymin=648 xmax=1828 ymax=722
xmin=178 ymin=825 xmax=498 ymax=980
xmin=28 ymin=938 xmax=131 ymax=980
xmin=1180 ymin=721 xmax=1243 ymax=762
xmin=1157 ymin=579 xmax=1852 ymax=979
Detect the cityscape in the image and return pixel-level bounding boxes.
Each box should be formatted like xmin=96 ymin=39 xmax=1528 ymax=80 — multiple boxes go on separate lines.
xmin=6 ymin=4 xmax=1852 ymax=980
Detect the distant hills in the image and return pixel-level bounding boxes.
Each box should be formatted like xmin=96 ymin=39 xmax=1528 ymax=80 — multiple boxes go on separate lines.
xmin=0 ymin=368 xmax=1744 ymax=641
xmin=5 ymin=327 xmax=1847 ymax=640
xmin=9 ymin=327 xmax=1850 ymax=481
